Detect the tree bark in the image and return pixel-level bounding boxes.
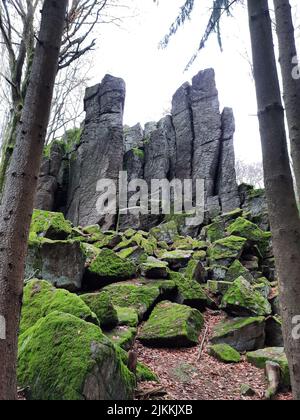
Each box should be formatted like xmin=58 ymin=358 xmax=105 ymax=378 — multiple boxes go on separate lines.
xmin=273 ymin=0 xmax=300 ymax=199
xmin=0 ymin=0 xmax=67 ymax=400
xmin=247 ymin=0 xmax=300 ymax=400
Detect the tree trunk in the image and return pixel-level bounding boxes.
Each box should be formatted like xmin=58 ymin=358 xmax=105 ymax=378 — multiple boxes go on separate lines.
xmin=0 ymin=0 xmax=67 ymax=400
xmin=247 ymin=0 xmax=300 ymax=400
xmin=274 ymin=0 xmax=300 ymax=200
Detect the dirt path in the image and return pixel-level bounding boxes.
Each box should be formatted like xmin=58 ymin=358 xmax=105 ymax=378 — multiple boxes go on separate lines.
xmin=135 ymin=310 xmax=292 ymax=401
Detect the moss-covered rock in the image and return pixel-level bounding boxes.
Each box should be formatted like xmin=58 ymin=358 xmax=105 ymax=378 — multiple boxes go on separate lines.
xmin=115 ymin=233 xmax=157 ymax=256
xmin=105 ymin=326 xmax=137 ymax=351
xmin=140 ymin=257 xmax=169 ymax=279
xmin=80 ymin=242 xmax=101 ymax=263
xmin=80 ymin=292 xmax=118 ymax=330
xmin=30 ymin=210 xmax=72 ymax=240
xmin=150 ymin=221 xmax=179 ymax=244
xmin=204 ymin=220 xmax=225 ymax=243
xmin=226 ymin=260 xmax=255 ymax=284
xmin=18 ymin=312 xmax=135 ymax=400
xmin=160 ymin=250 xmax=193 ymax=270
xmin=115 ymin=306 xmax=139 ymax=327
xmin=25 ymin=239 xmax=86 ymax=291
xmin=169 ymin=271 xmax=208 ymax=310
xmin=185 ymin=259 xmax=206 ymax=283
xmin=221 ymin=277 xmax=272 ymax=317
xmin=20 ymin=280 xmax=98 ymax=334
xmin=117 ymin=347 xmax=158 ymax=382
xmin=208 ymin=236 xmax=247 ymax=266
xmin=210 ymin=316 xmax=265 ymax=352
xmin=171 ymin=237 xmax=207 ymax=251
xmin=117 ymin=246 xmax=147 ymax=264
xmin=138 ymin=301 xmax=204 ymax=348
xmin=209 ymin=344 xmax=241 ymax=363
xmin=247 ymin=347 xmax=290 ymax=387
xmin=102 ymin=280 xmax=176 ymax=320
xmin=85 ymin=249 xmax=137 ymax=288
xmin=207 ymin=280 xmax=233 ymax=296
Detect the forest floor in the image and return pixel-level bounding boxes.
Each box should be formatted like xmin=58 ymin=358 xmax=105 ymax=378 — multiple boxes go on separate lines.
xmin=135 ymin=310 xmax=292 ymax=401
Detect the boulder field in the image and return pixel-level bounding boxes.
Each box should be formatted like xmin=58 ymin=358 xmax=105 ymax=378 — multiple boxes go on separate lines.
xmin=18 ymin=199 xmax=289 ymax=400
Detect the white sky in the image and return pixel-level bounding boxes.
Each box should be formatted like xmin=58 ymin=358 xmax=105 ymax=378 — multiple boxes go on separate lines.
xmin=90 ymin=0 xmax=299 ymax=164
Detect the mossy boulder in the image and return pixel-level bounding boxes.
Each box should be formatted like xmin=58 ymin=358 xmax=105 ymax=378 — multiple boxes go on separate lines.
xmin=30 ymin=210 xmax=72 ymax=240
xmin=150 ymin=221 xmax=179 ymax=244
xmin=226 ymin=260 xmax=255 ymax=284
xmin=185 ymin=259 xmax=206 ymax=283
xmin=171 ymin=236 xmax=207 ymax=251
xmin=138 ymin=301 xmax=204 ymax=348
xmin=18 ymin=312 xmax=135 ymax=400
xmin=20 ymin=280 xmax=98 ymax=335
xmin=221 ymin=277 xmax=272 ymax=317
xmin=210 ymin=316 xmax=265 ymax=352
xmin=115 ymin=233 xmax=157 ymax=256
xmin=115 ymin=306 xmax=139 ymax=327
xmin=170 ymin=271 xmax=208 ymax=310
xmin=85 ymin=249 xmax=137 ymax=288
xmin=105 ymin=326 xmax=137 ymax=351
xmin=102 ymin=280 xmax=176 ymax=320
xmin=117 ymin=246 xmax=147 ymax=264
xmin=140 ymin=257 xmax=169 ymax=279
xmin=204 ymin=220 xmax=225 ymax=243
xmin=247 ymin=347 xmax=290 ymax=387
xmin=80 ymin=292 xmax=118 ymax=330
xmin=25 ymin=239 xmax=86 ymax=291
xmin=160 ymin=250 xmax=193 ymax=270
xmin=209 ymin=344 xmax=241 ymax=363
xmin=208 ymin=236 xmax=247 ymax=266
xmin=207 ymin=280 xmax=233 ymax=296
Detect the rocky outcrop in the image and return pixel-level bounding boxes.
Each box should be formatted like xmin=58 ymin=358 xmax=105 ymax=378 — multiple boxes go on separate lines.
xmin=67 ymin=75 xmax=126 ymax=229
xmin=35 ymin=69 xmax=241 ymax=231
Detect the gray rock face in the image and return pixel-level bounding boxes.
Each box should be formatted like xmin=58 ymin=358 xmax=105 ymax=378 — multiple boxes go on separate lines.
xmin=35 ymin=142 xmax=65 ymax=210
xmin=36 ymin=69 xmax=241 ymax=232
xmin=217 ymin=108 xmax=240 ymax=212
xmin=67 ymin=74 xmax=126 ymax=229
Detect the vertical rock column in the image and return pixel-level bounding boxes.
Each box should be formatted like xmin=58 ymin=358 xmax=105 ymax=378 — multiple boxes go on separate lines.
xmin=216 ymin=108 xmax=240 ymax=212
xmin=66 ymin=74 xmax=126 ymax=229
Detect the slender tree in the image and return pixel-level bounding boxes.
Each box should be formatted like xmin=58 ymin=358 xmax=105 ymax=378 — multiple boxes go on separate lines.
xmin=274 ymin=0 xmax=300 ymax=199
xmin=248 ymin=0 xmax=300 ymax=399
xmin=0 ymin=0 xmax=68 ymax=400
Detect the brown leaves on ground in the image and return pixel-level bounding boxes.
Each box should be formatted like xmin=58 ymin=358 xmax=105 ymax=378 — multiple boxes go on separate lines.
xmin=135 ymin=310 xmax=293 ymax=401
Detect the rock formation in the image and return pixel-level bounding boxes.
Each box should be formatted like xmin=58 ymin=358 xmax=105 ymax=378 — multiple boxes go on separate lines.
xmin=36 ymin=69 xmax=241 ymax=231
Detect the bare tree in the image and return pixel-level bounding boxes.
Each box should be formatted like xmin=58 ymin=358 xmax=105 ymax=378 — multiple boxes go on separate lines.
xmin=0 ymin=0 xmax=68 ymax=400
xmin=235 ymin=159 xmax=264 ymax=188
xmin=0 ymin=0 xmax=115 ymax=192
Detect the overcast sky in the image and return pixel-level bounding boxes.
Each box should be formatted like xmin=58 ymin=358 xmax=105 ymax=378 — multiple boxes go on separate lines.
xmin=91 ymin=0 xmax=299 ymax=163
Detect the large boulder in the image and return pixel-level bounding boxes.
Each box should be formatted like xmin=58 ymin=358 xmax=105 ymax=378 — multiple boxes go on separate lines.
xmin=209 ymin=343 xmax=241 ymax=363
xmin=170 ymin=271 xmax=208 ymax=310
xmin=84 ymin=249 xmax=137 ymax=289
xmin=210 ymin=316 xmax=266 ymax=352
xmin=221 ymin=277 xmax=272 ymax=317
xmin=208 ymin=235 xmax=247 ymax=266
xmin=18 ymin=312 xmax=135 ymax=400
xmin=246 ymin=347 xmax=290 ymax=387
xmin=30 ymin=209 xmax=72 ymax=240
xmin=102 ymin=280 xmax=177 ymax=320
xmin=140 ymin=257 xmax=169 ymax=279
xmin=80 ymin=292 xmax=118 ymax=330
xmin=138 ymin=301 xmax=204 ymax=347
xmin=25 ymin=239 xmax=86 ymax=291
xmin=20 ymin=280 xmax=98 ymax=335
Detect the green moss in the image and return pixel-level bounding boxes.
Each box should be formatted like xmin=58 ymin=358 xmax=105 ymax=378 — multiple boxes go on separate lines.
xmin=116 ymin=233 xmax=157 ymax=256
xmin=80 ymin=292 xmax=118 ymax=330
xmin=150 ymin=221 xmax=179 ymax=244
xmin=226 ymin=217 xmax=271 ymax=247
xmin=205 ymin=220 xmax=225 ymax=243
xmin=208 ymin=236 xmax=247 ymax=264
xmin=115 ymin=306 xmax=139 ymax=327
xmin=117 ymin=346 xmax=158 ymax=382
xmin=209 ymin=344 xmax=241 ymax=363
xmin=193 ymin=250 xmax=207 ymax=260
xmin=20 ymin=280 xmax=98 ymax=335
xmin=169 ymin=271 xmax=207 ymax=309
xmin=212 ymin=316 xmax=265 ymax=339
xmin=30 ymin=210 xmax=72 ymax=240
xmin=247 ymin=347 xmax=290 ymax=387
xmin=87 ymin=249 xmax=137 ymax=281
xmin=221 ymin=277 xmax=272 ymax=316
xmin=226 ymin=260 xmax=255 ymax=283
xmin=63 ymin=127 xmax=82 ymax=152
xmin=132 ymin=147 xmax=145 ymax=159
xmin=140 ymin=257 xmax=169 ymax=279
xmin=18 ymin=312 xmax=135 ymax=400
xmin=207 ymin=280 xmax=232 ymax=295
xmin=105 ymin=326 xmax=137 ymax=351
xmin=139 ymin=301 xmax=204 ymax=347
